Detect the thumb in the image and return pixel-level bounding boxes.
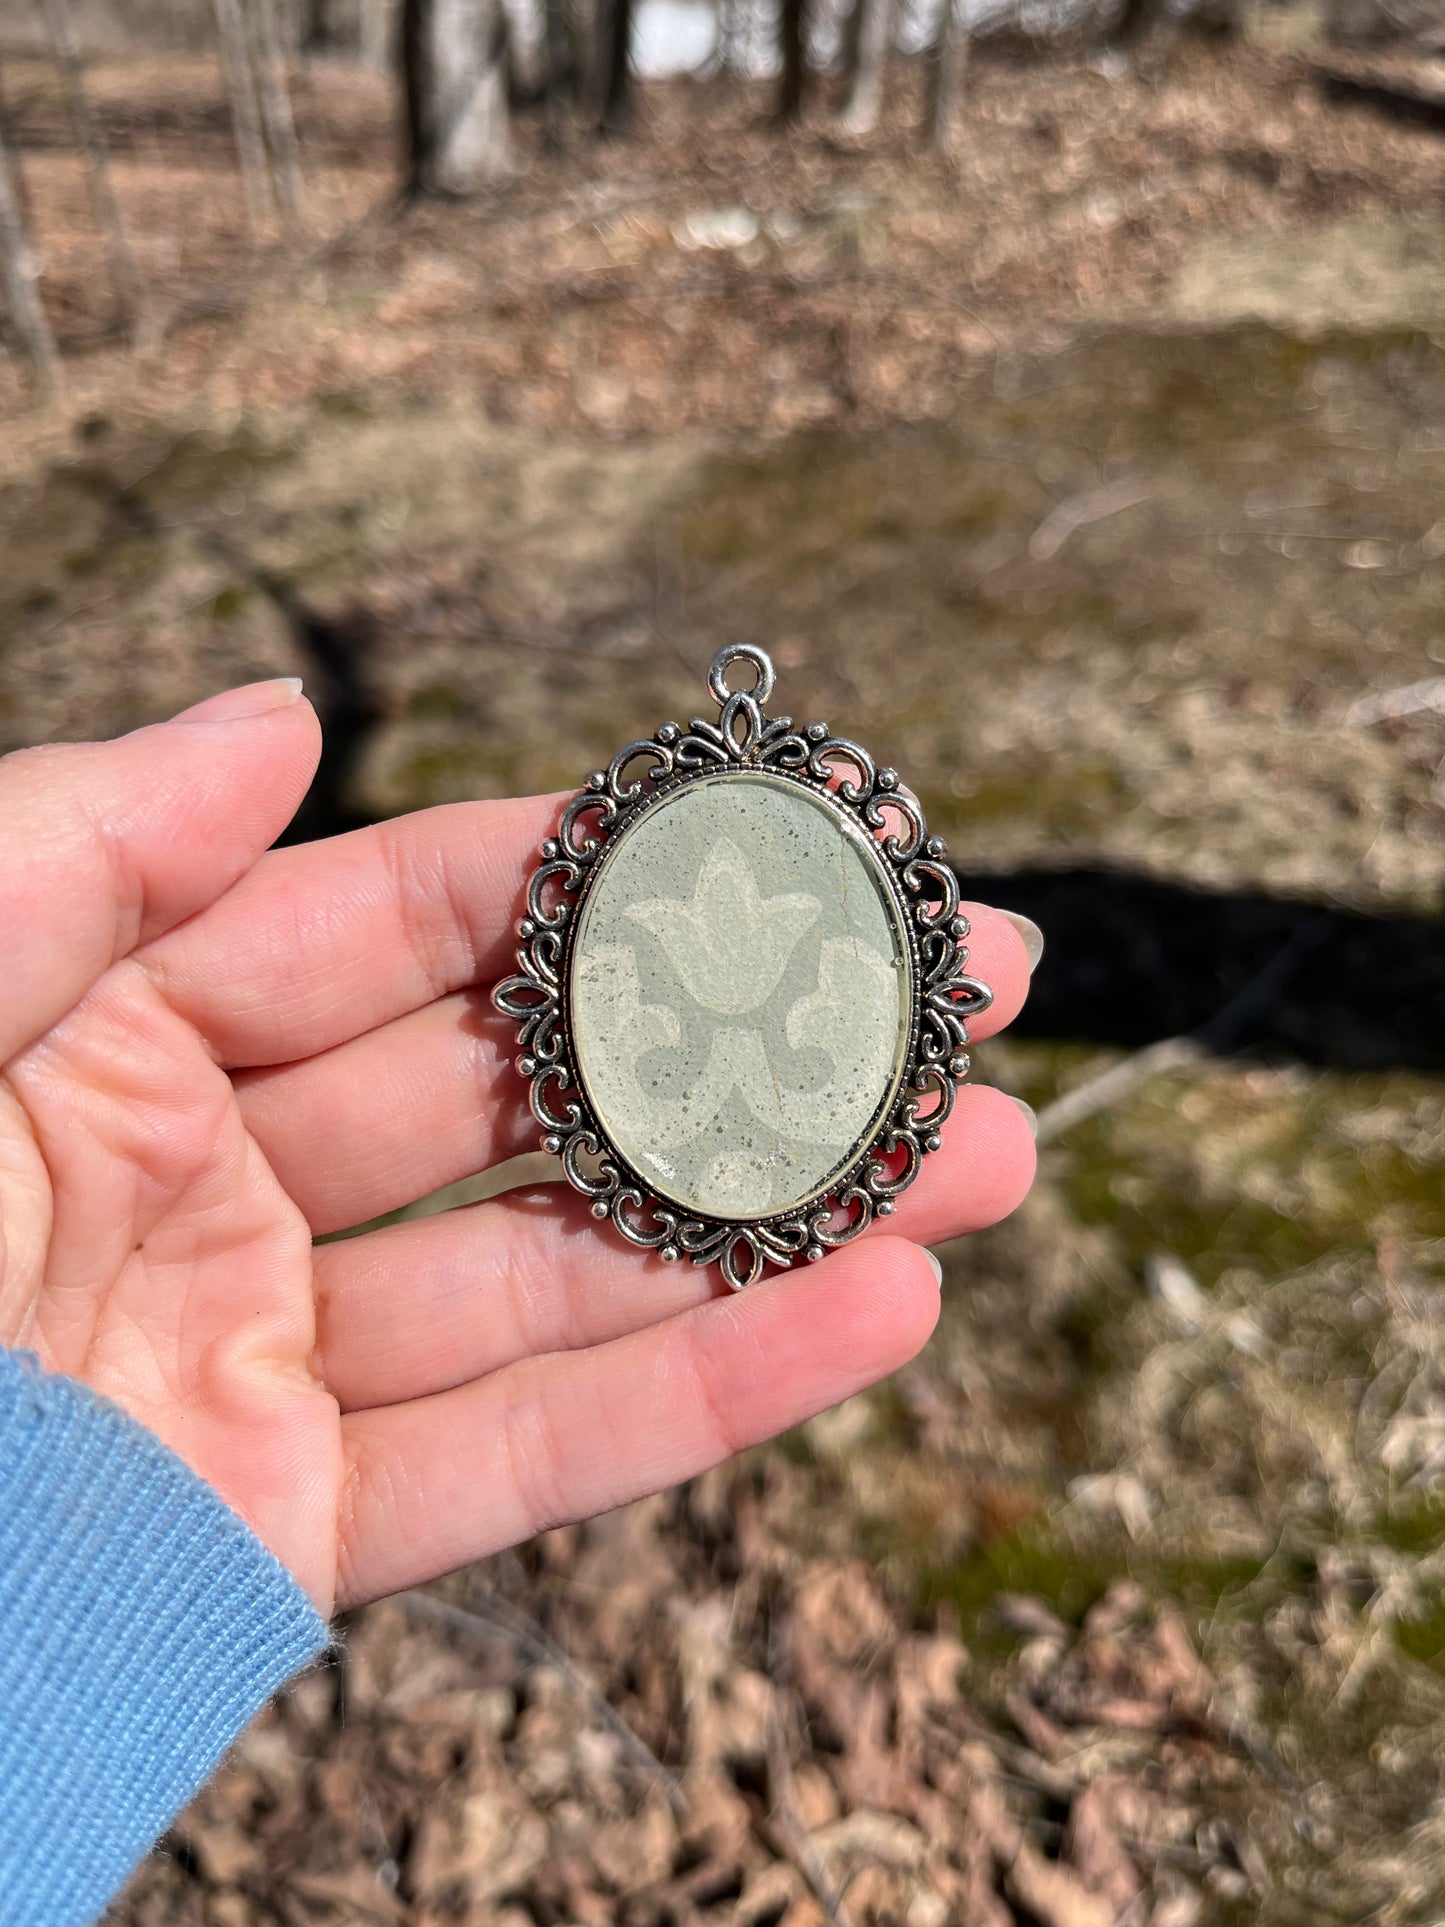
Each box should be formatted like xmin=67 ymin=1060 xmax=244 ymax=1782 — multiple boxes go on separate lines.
xmin=0 ymin=678 xmax=321 ymax=1065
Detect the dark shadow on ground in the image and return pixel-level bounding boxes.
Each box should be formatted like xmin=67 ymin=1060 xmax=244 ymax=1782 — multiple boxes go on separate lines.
xmin=1315 ymin=67 xmax=1445 ymax=136
xmin=956 ymin=865 xmax=1444 ymax=1073
xmin=96 ymin=468 xmax=385 ymax=843
xmin=252 ymin=577 xmax=385 ymax=846
xmin=55 ymin=464 xmax=1442 ymax=1073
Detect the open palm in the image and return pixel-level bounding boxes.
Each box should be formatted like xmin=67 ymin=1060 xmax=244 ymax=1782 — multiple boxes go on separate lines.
xmin=0 ymin=681 xmax=1035 ymax=1618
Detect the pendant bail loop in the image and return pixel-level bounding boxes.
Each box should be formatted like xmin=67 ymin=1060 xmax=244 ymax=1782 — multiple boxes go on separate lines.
xmin=708 ymin=643 xmax=775 ymax=709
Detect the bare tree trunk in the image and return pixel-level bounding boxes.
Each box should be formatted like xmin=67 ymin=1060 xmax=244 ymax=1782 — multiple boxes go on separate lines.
xmin=1330 ymin=0 xmax=1445 ymax=47
xmin=299 ymin=0 xmax=333 ymax=54
xmin=920 ymin=0 xmax=968 ymax=152
xmin=841 ymin=0 xmax=889 ymax=132
xmin=214 ymin=0 xmax=275 ymax=226
xmin=837 ymin=0 xmax=862 ymax=80
xmin=274 ymin=0 xmax=305 ymax=53
xmin=35 ymin=0 xmax=147 ymax=339
xmin=359 ymin=0 xmax=391 ymax=64
xmin=1108 ymin=0 xmax=1163 ymax=45
xmin=716 ymin=0 xmax=741 ymax=72
xmin=777 ymin=0 xmax=808 ymax=122
xmin=0 ymin=47 xmax=37 ymax=231
xmin=564 ymin=0 xmax=598 ymax=101
xmin=403 ymin=0 xmax=509 ymax=196
xmin=544 ymin=0 xmax=570 ymax=144
xmin=0 ymin=84 xmax=60 ymax=397
xmin=596 ymin=0 xmax=632 ymax=135
xmin=248 ymin=0 xmax=304 ymax=217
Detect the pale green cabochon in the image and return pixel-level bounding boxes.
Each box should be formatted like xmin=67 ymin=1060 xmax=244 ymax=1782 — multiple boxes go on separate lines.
xmin=570 ymin=772 xmax=913 ymax=1222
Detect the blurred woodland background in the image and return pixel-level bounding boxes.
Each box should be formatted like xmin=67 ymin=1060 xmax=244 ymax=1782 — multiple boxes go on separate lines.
xmin=0 ymin=0 xmax=1443 ymax=1920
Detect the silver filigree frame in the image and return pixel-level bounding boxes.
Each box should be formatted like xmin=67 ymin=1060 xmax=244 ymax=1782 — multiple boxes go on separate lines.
xmin=492 ymin=644 xmax=993 ymax=1290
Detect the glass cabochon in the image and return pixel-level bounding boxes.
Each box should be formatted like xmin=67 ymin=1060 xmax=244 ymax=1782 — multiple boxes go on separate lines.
xmin=569 ymin=771 xmax=913 ymax=1222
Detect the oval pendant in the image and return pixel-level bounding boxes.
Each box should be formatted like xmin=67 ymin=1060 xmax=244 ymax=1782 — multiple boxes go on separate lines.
xmin=492 ymin=645 xmax=993 ymax=1289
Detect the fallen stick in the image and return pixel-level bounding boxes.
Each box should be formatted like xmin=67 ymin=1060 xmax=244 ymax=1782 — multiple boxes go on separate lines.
xmin=1033 ymin=913 xmax=1338 ymax=1146
xmin=1035 ymin=1036 xmax=1200 ymax=1146
xmin=1029 ymin=480 xmax=1150 ymax=563
xmin=762 ymin=1696 xmax=859 ymax=1927
xmin=1345 ymin=676 xmax=1445 ymax=727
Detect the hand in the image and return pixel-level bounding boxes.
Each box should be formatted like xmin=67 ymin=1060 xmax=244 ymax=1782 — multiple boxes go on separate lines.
xmin=0 ymin=681 xmax=1035 ymax=1616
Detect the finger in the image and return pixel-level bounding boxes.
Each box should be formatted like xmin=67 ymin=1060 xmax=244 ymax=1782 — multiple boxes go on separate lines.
xmin=314 ymin=1082 xmax=1034 ymax=1411
xmin=233 ymin=991 xmax=529 ymax=1234
xmin=336 ymin=1235 xmax=940 ymax=1605
xmin=0 ymin=681 xmax=319 ymax=1064
xmin=141 ymin=780 xmax=1032 ymax=1071
xmin=141 ymin=793 xmax=565 ymax=1068
xmin=957 ymin=901 xmax=1033 ymax=1040
xmin=232 ymin=901 xmax=1033 ymax=1234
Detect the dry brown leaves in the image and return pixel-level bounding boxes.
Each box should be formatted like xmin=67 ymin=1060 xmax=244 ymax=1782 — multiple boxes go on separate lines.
xmin=117 ymin=1469 xmax=1255 ymax=1927
xmin=4 ymin=34 xmax=1444 ymax=454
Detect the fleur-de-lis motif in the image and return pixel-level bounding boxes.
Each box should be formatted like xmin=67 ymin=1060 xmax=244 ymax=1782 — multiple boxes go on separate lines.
xmin=626 ymin=837 xmax=820 ymax=1016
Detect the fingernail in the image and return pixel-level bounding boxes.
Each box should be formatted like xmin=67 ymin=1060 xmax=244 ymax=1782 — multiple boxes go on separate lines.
xmin=999 ymin=909 xmax=1044 ymax=973
xmin=171 ymin=677 xmax=304 ymax=725
xmin=1009 ymin=1095 xmax=1038 ymax=1138
xmin=923 ymin=1248 xmax=944 ymax=1290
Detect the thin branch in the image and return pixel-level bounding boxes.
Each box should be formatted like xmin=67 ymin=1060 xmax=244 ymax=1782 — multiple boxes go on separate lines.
xmin=1033 ymin=914 xmax=1338 ymax=1146
xmin=762 ymin=1612 xmax=858 ymax=1927
xmin=1345 ymin=676 xmax=1445 ymax=727
xmin=397 ymin=1588 xmax=686 ymax=1815
xmin=1028 ymin=480 xmax=1150 ymax=563
xmin=763 ymin=1699 xmax=859 ymax=1927
xmin=1034 ymin=1037 xmax=1202 ymax=1146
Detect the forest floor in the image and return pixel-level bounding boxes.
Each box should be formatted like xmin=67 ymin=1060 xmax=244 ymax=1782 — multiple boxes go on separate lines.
xmin=1 ymin=21 xmax=1444 ymax=1927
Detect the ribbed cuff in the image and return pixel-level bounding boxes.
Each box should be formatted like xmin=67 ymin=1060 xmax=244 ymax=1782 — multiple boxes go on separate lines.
xmin=0 ymin=1349 xmax=330 ymax=1927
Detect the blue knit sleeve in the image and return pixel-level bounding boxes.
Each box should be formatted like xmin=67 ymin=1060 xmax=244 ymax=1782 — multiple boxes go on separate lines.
xmin=0 ymin=1348 xmax=331 ymax=1927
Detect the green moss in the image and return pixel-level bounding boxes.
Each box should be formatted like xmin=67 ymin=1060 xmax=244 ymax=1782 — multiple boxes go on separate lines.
xmin=1055 ymin=1273 xmax=1139 ymax=1371
xmin=921 ymin=1525 xmax=1119 ymax=1637
xmin=1155 ymin=1547 xmax=1317 ymax=1620
xmin=925 ymin=758 xmax=1135 ymax=840
xmin=1064 ymin=1138 xmax=1338 ymax=1287
xmin=923 ymin=1524 xmax=1314 ymax=1670
xmin=399 ymin=744 xmax=525 ymax=807
xmin=315 ymin=389 xmax=376 ymax=421
xmin=1046 ymin=1068 xmax=1445 ymax=1288
xmin=209 ymin=585 xmax=250 ymax=622
xmin=407 ymin=683 xmax=468 ymax=721
xmin=128 ymin=429 xmax=283 ymax=511
xmin=63 ymin=537 xmax=148 ymax=583
xmin=1396 ymin=1606 xmax=1445 ymax=1670
xmin=1376 ymin=1495 xmax=1445 ymax=1560
xmin=954 ymin=583 xmax=1125 ymax=645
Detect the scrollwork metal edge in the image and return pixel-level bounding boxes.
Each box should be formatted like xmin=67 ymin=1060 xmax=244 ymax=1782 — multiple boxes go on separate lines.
xmin=491 ymin=647 xmax=993 ymax=1291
